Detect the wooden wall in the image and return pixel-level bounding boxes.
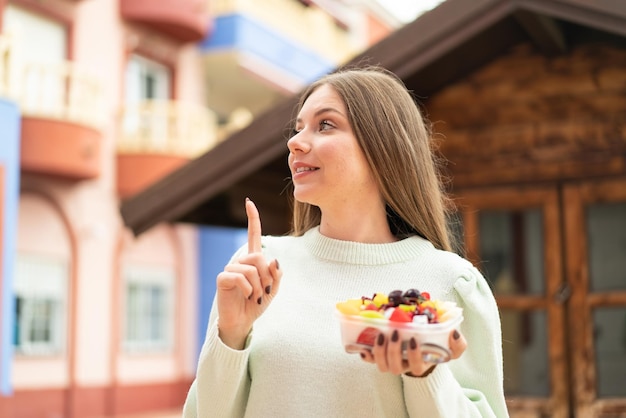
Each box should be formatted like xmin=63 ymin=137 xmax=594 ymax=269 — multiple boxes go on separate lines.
xmin=427 ymin=42 xmax=626 ymax=189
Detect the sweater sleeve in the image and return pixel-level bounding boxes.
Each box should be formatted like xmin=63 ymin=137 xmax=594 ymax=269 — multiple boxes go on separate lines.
xmin=183 ymin=243 xmax=266 ymax=418
xmin=183 ymin=302 xmax=253 ymax=417
xmin=402 ymin=265 xmax=509 ymax=418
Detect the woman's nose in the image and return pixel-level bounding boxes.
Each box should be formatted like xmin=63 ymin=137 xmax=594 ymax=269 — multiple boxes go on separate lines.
xmin=287 ymin=130 xmax=310 ymax=153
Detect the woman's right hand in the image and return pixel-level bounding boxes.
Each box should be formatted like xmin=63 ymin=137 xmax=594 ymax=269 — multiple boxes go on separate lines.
xmin=215 ymin=199 xmax=282 ymax=349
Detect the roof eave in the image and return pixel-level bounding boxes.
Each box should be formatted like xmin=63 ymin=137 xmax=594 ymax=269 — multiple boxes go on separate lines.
xmin=120 ymin=0 xmax=626 ymax=236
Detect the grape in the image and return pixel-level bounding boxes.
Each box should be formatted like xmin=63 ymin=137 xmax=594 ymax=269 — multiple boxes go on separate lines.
xmin=388 ymin=290 xmax=404 ymax=306
xmin=403 ymin=288 xmax=421 ymax=299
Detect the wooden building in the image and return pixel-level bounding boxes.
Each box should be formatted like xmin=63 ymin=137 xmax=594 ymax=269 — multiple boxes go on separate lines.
xmin=121 ymin=0 xmax=626 ymax=417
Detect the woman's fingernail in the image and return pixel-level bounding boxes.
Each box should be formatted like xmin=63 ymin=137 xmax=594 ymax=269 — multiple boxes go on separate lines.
xmin=245 ymin=197 xmax=250 ymax=202
xmin=265 ymin=285 xmax=271 ymax=294
xmin=257 ymin=296 xmax=262 ymax=305
xmin=453 ymin=330 xmax=460 ymax=340
xmin=275 ymin=259 xmax=280 ymax=270
xmin=391 ymin=330 xmax=399 ymax=342
xmin=410 ymin=337 xmax=417 ymax=350
xmin=377 ymin=333 xmax=385 ymax=346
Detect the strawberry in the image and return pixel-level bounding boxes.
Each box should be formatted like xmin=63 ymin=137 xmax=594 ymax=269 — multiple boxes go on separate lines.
xmin=389 ymin=308 xmax=413 ymax=323
xmin=356 ymin=327 xmax=379 ymax=347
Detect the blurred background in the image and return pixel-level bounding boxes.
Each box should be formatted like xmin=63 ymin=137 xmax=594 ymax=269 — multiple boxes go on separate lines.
xmin=0 ymin=0 xmax=625 ymax=417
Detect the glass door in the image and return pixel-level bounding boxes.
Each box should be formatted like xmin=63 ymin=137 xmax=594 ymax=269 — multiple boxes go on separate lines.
xmin=123 ymin=54 xmax=172 ymax=150
xmin=454 ymin=186 xmax=569 ymax=418
xmin=563 ymin=178 xmax=626 ymax=417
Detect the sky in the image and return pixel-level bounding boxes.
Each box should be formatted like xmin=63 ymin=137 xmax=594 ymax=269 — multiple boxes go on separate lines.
xmin=377 ymin=0 xmax=446 ymax=23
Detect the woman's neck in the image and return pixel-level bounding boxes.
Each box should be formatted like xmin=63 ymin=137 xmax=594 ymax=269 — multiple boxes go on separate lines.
xmin=318 ymin=206 xmax=397 ymax=244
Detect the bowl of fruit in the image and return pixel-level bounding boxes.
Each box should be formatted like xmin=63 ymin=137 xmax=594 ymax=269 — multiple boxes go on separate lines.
xmin=335 ymin=289 xmax=463 ymax=363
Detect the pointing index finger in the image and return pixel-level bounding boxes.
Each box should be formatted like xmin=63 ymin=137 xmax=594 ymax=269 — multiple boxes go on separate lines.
xmin=246 ymin=198 xmax=262 ymax=254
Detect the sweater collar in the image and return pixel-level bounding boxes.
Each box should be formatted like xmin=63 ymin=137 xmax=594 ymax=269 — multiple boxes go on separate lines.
xmin=302 ymin=226 xmax=434 ymax=265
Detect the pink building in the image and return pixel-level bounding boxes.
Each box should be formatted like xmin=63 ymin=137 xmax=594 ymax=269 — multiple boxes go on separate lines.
xmin=0 ymin=0 xmax=211 ymax=416
xmin=0 ymin=1 xmax=398 ymax=416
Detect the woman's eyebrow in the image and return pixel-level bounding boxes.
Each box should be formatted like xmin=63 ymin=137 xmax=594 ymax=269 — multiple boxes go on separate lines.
xmin=296 ymin=107 xmax=345 ymax=124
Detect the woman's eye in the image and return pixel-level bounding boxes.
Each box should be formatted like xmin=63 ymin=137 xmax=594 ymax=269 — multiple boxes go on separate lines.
xmin=319 ymin=120 xmax=333 ymax=131
xmin=291 ymin=128 xmax=300 ymax=137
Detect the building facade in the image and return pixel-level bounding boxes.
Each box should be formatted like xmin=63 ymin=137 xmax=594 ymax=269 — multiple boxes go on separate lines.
xmin=119 ymin=1 xmax=626 ymax=417
xmin=0 ymin=0 xmax=397 ymax=417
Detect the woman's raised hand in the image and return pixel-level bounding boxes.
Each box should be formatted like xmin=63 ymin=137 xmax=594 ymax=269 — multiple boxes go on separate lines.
xmin=215 ymin=199 xmax=282 ymax=349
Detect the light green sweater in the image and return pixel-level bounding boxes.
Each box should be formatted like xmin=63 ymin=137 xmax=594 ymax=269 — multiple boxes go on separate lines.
xmin=184 ymin=227 xmax=509 ymax=418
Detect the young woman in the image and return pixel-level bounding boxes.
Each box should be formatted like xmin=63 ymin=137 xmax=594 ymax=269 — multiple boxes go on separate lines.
xmin=183 ymin=66 xmax=509 ymax=417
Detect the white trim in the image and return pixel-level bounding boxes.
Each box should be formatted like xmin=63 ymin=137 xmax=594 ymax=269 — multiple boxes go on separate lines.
xmin=122 ymin=264 xmax=176 ymax=353
xmin=14 ymin=253 xmax=68 ymax=356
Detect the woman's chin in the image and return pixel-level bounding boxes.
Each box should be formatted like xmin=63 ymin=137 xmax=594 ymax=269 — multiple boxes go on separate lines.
xmin=293 ymin=190 xmax=318 ymax=206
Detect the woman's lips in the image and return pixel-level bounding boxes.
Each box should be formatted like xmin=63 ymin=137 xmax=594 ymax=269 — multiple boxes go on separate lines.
xmin=291 ymin=162 xmax=319 ymax=178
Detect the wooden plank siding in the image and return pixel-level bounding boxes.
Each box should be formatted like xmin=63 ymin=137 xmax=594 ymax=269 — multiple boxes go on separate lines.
xmin=437 ymin=41 xmax=626 ymax=417
xmin=428 ymin=43 xmax=626 ymax=190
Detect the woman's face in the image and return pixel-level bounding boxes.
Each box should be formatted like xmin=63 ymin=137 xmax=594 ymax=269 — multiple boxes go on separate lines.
xmin=287 ymin=84 xmax=378 ymax=211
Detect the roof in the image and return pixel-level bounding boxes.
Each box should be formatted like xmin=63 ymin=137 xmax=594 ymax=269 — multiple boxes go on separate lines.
xmin=120 ymin=0 xmax=626 ymax=236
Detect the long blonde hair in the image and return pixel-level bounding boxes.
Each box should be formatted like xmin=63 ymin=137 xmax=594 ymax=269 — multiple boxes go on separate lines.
xmin=289 ymin=66 xmax=453 ymax=252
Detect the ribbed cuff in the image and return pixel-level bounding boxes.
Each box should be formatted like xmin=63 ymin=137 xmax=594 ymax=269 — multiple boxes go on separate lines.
xmin=405 ymin=364 xmax=437 ymax=378
xmin=402 ymin=363 xmax=454 ymax=397
xmin=199 ymin=322 xmax=251 ymax=379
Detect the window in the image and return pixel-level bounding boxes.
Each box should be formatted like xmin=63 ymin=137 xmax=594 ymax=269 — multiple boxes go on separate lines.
xmin=123 ymin=54 xmax=171 ymax=149
xmin=14 ymin=254 xmax=68 ymax=355
xmin=123 ymin=265 xmax=175 ymax=352
xmin=125 ymin=54 xmax=170 ymax=103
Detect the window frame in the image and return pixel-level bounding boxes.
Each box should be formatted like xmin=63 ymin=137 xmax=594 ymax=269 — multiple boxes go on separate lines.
xmin=122 ymin=264 xmax=176 ymax=353
xmin=14 ymin=253 xmax=69 ymax=356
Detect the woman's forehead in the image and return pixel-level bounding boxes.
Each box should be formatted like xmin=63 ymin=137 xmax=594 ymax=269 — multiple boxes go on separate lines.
xmin=299 ymin=85 xmax=346 ymax=116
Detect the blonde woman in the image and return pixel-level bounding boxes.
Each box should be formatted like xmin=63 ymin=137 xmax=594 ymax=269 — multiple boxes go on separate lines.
xmin=184 ymin=66 xmax=508 ymax=418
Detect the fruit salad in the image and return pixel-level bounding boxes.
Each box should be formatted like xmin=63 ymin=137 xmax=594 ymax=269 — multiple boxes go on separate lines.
xmin=335 ymin=289 xmax=463 ymax=363
xmin=336 ymin=288 xmax=460 ymax=325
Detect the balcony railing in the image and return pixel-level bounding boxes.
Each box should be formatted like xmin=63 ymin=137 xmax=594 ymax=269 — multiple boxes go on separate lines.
xmin=211 ymin=0 xmax=358 ymax=64
xmin=1 ymin=32 xmax=106 ymax=179
xmin=118 ymin=100 xmax=219 ymax=158
xmin=16 ymin=61 xmax=104 ymax=128
xmin=0 ymin=32 xmax=103 ymax=127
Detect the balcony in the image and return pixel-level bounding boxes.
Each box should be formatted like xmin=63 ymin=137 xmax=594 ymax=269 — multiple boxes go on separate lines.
xmin=120 ymin=0 xmax=210 ymax=43
xmin=201 ymin=0 xmax=354 ymax=118
xmin=211 ymin=0 xmax=358 ymax=64
xmin=1 ymin=33 xmax=105 ymax=180
xmin=117 ymin=100 xmax=221 ymax=198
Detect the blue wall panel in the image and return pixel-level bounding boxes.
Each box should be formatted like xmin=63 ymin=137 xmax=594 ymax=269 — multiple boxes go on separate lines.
xmin=201 ymin=14 xmax=334 ymax=85
xmin=197 ymin=226 xmax=247 ymax=357
xmin=0 ymin=97 xmax=21 ymax=396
